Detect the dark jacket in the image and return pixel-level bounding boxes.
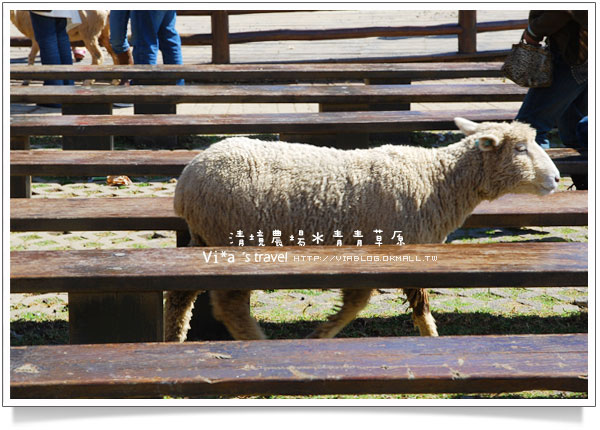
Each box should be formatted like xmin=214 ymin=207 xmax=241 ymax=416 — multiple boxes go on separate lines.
xmin=526 ymin=10 xmax=587 ymax=65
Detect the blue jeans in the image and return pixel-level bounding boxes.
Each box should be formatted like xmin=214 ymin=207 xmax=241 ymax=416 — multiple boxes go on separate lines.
xmin=109 ymin=10 xmax=130 ymax=54
xmin=516 ymin=46 xmax=587 ymax=149
xmin=29 ymin=12 xmax=73 ymax=86
xmin=130 ymin=10 xmax=183 ymax=85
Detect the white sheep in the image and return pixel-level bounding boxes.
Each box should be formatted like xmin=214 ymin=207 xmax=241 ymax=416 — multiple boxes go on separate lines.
xmin=167 ymin=117 xmax=560 ymax=342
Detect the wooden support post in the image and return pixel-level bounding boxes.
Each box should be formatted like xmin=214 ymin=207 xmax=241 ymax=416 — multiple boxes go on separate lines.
xmin=365 ymin=78 xmax=412 ymax=145
xmin=211 ymin=11 xmax=230 ymax=64
xmin=69 ymin=291 xmax=164 ymax=344
xmin=62 ymin=103 xmax=114 ymax=150
xmin=458 ymin=10 xmax=477 ymax=54
xmin=175 ymin=230 xmax=232 ymax=341
xmin=10 ymin=136 xmax=31 ymax=198
xmin=133 ymin=102 xmax=178 ymax=148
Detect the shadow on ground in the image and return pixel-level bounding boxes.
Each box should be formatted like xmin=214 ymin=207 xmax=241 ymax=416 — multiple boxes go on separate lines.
xmin=262 ymin=311 xmax=588 ymax=339
xmin=11 ymin=310 xmax=586 ymax=346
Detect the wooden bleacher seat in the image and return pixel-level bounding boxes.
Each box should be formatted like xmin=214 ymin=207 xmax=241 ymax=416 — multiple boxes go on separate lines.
xmin=11 ymin=333 xmax=588 ymax=398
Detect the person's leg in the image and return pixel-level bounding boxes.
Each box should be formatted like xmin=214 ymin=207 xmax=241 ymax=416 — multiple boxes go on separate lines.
xmin=130 ymin=10 xmax=164 ymax=64
xmin=564 ymin=98 xmax=589 ymax=190
xmin=29 ymin=12 xmax=62 ymax=85
xmin=157 ymin=11 xmax=184 ymax=84
xmin=54 ymin=17 xmax=74 ymax=85
xmin=157 ymin=11 xmax=182 ymax=64
xmin=516 ymin=49 xmax=586 ymax=149
xmin=109 ymin=10 xmax=131 ymax=54
xmin=557 ymin=86 xmax=587 ymax=148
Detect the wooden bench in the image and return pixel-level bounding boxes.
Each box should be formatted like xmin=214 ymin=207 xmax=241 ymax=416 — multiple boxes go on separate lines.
xmin=11 ymin=333 xmax=587 ymax=398
xmin=10 ymin=108 xmax=521 ymax=198
xmin=10 ymin=147 xmax=587 ymax=177
xmin=9 ymin=191 xmax=590 ymax=234
xmin=10 ymin=243 xmax=588 ymax=397
xmin=8 ymin=145 xmax=587 ymax=200
xmin=10 ymin=63 xmax=508 ymax=83
xmin=9 ymin=62 xmax=588 ymax=398
xmin=11 ymin=242 xmax=587 ymax=340
xmin=10 ymin=83 xmax=528 ymax=105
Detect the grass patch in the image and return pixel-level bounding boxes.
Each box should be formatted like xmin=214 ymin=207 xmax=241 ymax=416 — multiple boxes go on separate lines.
xmin=32 ymin=240 xmax=58 ymax=247
xmin=471 ymin=291 xmax=500 ymax=301
xmin=11 ymin=320 xmax=69 ymax=346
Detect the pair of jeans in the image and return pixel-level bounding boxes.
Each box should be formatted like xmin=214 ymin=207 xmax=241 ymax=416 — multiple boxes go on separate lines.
xmin=516 ymin=45 xmax=588 ymax=149
xmin=109 ymin=10 xmax=130 ymax=54
xmin=130 ymin=10 xmax=183 ymax=85
xmin=29 ymin=12 xmax=74 ymax=86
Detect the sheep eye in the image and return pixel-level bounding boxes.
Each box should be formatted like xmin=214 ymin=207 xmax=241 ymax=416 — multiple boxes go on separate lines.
xmin=516 ymin=145 xmax=528 ymax=153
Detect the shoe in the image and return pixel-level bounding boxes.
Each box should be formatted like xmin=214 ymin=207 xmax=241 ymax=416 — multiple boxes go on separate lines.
xmin=116 ymin=49 xmax=134 ymax=65
xmin=115 ymin=49 xmax=134 ymax=86
xmin=73 ymin=47 xmax=86 ymax=62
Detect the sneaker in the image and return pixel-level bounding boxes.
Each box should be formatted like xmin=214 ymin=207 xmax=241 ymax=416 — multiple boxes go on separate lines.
xmin=73 ymin=47 xmax=86 ymax=62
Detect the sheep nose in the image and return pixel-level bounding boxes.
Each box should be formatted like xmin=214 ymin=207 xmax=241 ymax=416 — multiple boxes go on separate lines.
xmin=555 ymin=176 xmax=560 ymax=183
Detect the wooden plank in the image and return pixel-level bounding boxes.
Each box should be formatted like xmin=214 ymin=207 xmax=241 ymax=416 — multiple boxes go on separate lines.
xmin=187 ymin=23 xmax=463 ymax=46
xmin=10 ymin=63 xmax=506 ymax=82
xmin=61 ymin=103 xmax=114 ymax=151
xmin=10 ymin=84 xmax=528 ymax=104
xmin=10 ymin=334 xmax=588 ymax=398
xmin=462 ymin=191 xmax=588 ymax=227
xmin=133 ymin=103 xmax=178 ymax=148
xmin=9 ymin=109 xmax=519 ymax=137
xmin=9 ymin=191 xmax=589 ymax=233
xmin=9 ymin=147 xmax=587 ymax=177
xmin=10 ymin=242 xmax=588 ymax=294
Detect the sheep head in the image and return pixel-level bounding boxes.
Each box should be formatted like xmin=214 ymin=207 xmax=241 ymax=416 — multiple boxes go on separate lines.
xmin=454 ymin=117 xmax=561 ymax=198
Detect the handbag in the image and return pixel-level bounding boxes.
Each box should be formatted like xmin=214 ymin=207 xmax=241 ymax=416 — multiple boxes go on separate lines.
xmin=501 ymin=39 xmax=553 ymax=88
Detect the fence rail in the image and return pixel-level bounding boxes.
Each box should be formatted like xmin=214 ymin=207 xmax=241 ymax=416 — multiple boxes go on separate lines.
xmin=10 ymin=10 xmax=527 ymax=64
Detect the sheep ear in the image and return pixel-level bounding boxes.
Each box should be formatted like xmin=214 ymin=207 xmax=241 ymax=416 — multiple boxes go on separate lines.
xmin=454 ymin=117 xmax=479 ymax=135
xmin=476 ymin=134 xmax=501 ymax=151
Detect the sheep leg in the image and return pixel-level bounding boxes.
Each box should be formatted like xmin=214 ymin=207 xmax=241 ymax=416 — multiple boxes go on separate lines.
xmin=210 ymin=290 xmax=266 ymax=340
xmin=22 ymin=42 xmax=39 ymax=86
xmin=28 ymin=41 xmax=39 ymax=65
xmin=164 ymin=290 xmax=203 ymax=342
xmin=403 ymin=288 xmax=438 ymax=336
xmin=81 ymin=37 xmax=104 ymax=86
xmin=306 ymin=288 xmax=373 ymax=339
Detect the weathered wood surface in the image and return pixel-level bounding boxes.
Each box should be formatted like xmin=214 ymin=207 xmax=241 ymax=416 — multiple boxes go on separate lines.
xmin=9 ymin=147 xmax=587 ymax=176
xmin=10 ymin=109 xmax=519 ymax=136
xmin=9 ymin=191 xmax=589 ymax=233
xmin=10 ymin=334 xmax=588 ymax=398
xmin=10 ymin=242 xmax=588 ymax=294
xmin=10 ymin=84 xmax=528 ymax=104
xmin=10 ymin=63 xmax=506 ymax=82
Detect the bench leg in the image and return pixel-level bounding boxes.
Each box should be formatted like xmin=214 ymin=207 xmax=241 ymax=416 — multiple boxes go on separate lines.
xmin=174 ymin=230 xmax=232 ymax=341
xmin=366 ymin=78 xmax=412 ymax=145
xmin=62 ymin=103 xmax=114 ymax=150
xmin=68 ymin=292 xmax=164 ymax=344
xmin=281 ymin=103 xmax=371 ymax=149
xmin=10 ymin=135 xmax=31 ymax=198
xmin=134 ymin=103 xmax=178 ymax=148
